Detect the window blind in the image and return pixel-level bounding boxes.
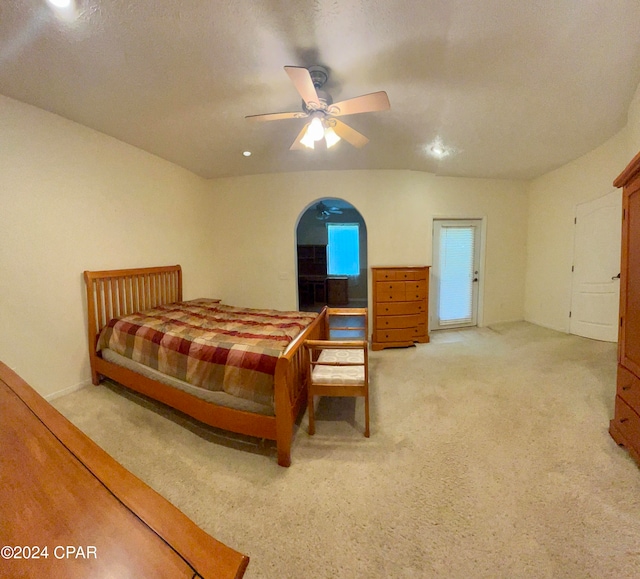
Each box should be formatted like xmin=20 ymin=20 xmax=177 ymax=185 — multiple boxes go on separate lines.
xmin=438 ymin=225 xmax=475 ymax=324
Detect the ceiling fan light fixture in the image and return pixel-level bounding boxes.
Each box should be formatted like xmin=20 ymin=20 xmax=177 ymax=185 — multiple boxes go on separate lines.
xmin=300 ymin=129 xmax=316 ymax=149
xmin=324 ymin=127 xmax=341 ymax=148
xmin=307 ymin=116 xmax=325 ymax=142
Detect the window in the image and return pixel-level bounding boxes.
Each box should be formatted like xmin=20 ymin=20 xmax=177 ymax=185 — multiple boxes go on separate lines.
xmin=327 ymin=223 xmax=360 ymax=276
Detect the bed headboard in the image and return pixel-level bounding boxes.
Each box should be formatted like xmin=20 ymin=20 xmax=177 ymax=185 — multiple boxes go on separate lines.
xmin=84 ymin=265 xmax=182 ymax=348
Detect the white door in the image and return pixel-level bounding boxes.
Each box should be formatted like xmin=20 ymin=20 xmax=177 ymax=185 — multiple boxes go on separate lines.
xmin=432 ymin=219 xmax=481 ymax=330
xmin=570 ymin=190 xmax=622 ymax=342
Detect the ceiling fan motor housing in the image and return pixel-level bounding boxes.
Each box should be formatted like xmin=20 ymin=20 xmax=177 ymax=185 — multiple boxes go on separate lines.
xmin=308 ymin=65 xmax=328 ymax=88
xmin=303 ymin=89 xmax=332 ymax=114
xmin=303 ymin=66 xmax=332 ymax=113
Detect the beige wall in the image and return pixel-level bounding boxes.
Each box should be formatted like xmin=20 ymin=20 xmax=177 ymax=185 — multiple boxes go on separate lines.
xmin=628 ymin=83 xmax=640 ymax=153
xmin=0 ymin=96 xmax=214 ymax=398
xmin=524 ymin=82 xmax=640 ymax=332
xmin=207 ymin=170 xmax=528 ymax=326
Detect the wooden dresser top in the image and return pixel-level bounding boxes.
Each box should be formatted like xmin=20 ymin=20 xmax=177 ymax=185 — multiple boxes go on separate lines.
xmin=0 ymin=362 xmax=249 ymax=579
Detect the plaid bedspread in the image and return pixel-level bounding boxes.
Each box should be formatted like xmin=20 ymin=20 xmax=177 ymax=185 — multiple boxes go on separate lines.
xmin=97 ymin=299 xmax=318 ymax=407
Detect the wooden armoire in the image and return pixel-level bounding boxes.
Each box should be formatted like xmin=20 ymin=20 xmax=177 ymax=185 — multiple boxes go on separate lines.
xmin=609 ymin=151 xmax=640 ymax=466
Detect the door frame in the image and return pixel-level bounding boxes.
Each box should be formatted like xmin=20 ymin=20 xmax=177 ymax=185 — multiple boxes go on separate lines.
xmin=430 ymin=216 xmax=487 ymax=331
xmin=294 ymin=198 xmax=368 ymax=311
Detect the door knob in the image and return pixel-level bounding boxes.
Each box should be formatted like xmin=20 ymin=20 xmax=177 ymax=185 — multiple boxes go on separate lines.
xmin=612 ymin=273 xmax=621 ymax=280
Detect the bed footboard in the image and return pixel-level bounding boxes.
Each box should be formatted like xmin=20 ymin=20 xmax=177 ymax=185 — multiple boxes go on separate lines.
xmin=274 ymin=308 xmax=326 ymax=466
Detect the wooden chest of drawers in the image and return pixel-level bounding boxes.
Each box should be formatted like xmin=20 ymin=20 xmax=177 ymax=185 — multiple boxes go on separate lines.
xmin=371 ymin=266 xmax=430 ymax=351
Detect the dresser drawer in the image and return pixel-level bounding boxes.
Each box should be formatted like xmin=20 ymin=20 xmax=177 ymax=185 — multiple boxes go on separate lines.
xmin=613 ymin=396 xmax=640 ymax=452
xmin=404 ymin=280 xmax=426 ymax=292
xmin=404 ymin=280 xmax=427 ymax=301
xmin=405 ymin=288 xmax=427 ymax=301
xmin=373 ymin=268 xmax=427 ymax=282
xmin=376 ymin=314 xmax=425 ymax=329
xmin=618 ymin=365 xmax=640 ymax=411
xmin=377 ymin=281 xmax=405 ymax=292
xmin=373 ymin=269 xmax=399 ymax=281
xmin=377 ymin=290 xmax=406 ymax=302
xmin=375 ymin=326 xmax=425 ymax=343
xmin=395 ymin=269 xmax=427 ymax=281
xmin=376 ymin=281 xmax=406 ymax=302
xmin=377 ymin=301 xmax=426 ymax=316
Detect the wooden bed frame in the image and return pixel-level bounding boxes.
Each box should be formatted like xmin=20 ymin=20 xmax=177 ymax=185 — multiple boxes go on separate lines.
xmin=84 ymin=265 xmax=326 ymax=467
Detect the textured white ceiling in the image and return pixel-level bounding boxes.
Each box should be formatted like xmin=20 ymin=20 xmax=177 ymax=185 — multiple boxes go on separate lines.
xmin=2 ymin=0 xmax=640 ymax=180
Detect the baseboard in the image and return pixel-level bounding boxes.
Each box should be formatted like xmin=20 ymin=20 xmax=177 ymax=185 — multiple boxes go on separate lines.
xmin=45 ymin=379 xmax=92 ymax=402
xmin=521 ymin=317 xmax=567 ymax=333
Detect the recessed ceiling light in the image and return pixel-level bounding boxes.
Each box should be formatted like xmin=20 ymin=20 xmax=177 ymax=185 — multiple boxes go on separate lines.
xmin=242 ymin=151 xmax=252 ymax=157
xmin=46 ymin=0 xmax=77 ymax=21
xmin=426 ymin=138 xmax=454 ymax=160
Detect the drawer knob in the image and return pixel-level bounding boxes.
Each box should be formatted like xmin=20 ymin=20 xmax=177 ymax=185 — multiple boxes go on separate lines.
xmin=620 ymin=418 xmax=629 ymax=424
xmin=622 ymin=385 xmax=631 ymax=391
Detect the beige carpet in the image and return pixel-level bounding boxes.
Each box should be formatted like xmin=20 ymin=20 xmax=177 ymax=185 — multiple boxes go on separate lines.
xmin=52 ymin=322 xmax=640 ymax=578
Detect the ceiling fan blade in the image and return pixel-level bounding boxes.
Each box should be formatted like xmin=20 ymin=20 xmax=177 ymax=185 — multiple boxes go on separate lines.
xmin=290 ymin=123 xmax=311 ymax=150
xmin=245 ymin=111 xmax=307 ymax=122
xmin=284 ymin=66 xmax=321 ymax=109
xmin=329 ymin=91 xmax=390 ymax=117
xmin=332 ymin=119 xmax=369 ymax=148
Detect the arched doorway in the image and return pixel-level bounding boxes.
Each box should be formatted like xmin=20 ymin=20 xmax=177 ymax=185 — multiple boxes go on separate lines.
xmin=295 ymin=198 xmax=368 ymax=311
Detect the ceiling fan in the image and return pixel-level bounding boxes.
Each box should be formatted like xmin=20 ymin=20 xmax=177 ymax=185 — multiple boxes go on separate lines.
xmin=245 ymin=65 xmax=390 ymax=150
xmin=315 ymin=201 xmax=343 ymax=220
